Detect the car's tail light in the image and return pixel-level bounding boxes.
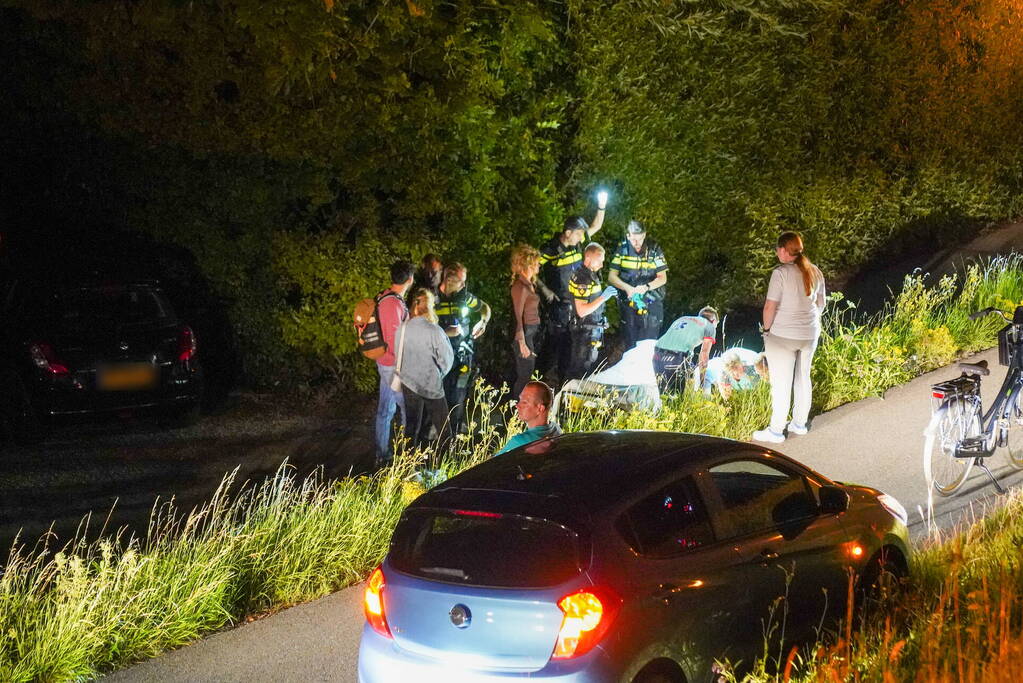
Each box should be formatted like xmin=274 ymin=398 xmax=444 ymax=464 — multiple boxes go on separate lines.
xmin=364 ymin=567 xmax=392 ymax=638
xmin=29 ymin=342 xmax=69 ymax=376
xmin=552 ymin=588 xmax=619 ymax=659
xmin=177 ymin=325 xmax=197 ymax=362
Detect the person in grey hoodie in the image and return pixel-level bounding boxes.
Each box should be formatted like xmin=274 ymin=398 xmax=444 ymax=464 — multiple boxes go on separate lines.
xmin=395 ymin=289 xmax=455 ymax=451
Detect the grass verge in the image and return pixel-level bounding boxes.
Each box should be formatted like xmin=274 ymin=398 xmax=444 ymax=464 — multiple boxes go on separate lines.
xmin=726 ymin=488 xmax=1023 ymax=681
xmin=2 ymin=256 xmax=1023 ymax=680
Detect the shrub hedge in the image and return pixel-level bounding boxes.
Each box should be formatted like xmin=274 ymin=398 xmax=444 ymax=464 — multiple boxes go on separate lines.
xmin=5 ymin=0 xmax=1023 ymax=387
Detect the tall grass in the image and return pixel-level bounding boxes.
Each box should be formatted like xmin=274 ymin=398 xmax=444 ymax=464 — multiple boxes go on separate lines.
xmin=812 ymin=255 xmax=1023 ymax=411
xmin=3 ymin=257 xmax=1023 ymax=680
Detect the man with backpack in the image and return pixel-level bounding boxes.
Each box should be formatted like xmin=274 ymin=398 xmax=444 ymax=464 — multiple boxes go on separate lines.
xmin=364 ymin=260 xmax=415 ymax=466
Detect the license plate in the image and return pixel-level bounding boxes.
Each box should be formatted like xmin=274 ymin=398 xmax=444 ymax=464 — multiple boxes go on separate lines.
xmin=97 ymin=363 xmax=158 ymax=391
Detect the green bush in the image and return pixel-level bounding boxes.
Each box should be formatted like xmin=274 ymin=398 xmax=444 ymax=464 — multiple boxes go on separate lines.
xmin=6 ymin=0 xmax=1023 ymax=384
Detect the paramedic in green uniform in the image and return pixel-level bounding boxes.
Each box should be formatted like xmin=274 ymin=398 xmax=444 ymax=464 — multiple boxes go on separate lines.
xmin=653 ymin=306 xmax=719 ymax=394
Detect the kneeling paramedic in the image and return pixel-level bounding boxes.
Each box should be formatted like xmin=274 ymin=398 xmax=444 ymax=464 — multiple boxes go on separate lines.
xmin=653 ymin=306 xmax=719 ymax=394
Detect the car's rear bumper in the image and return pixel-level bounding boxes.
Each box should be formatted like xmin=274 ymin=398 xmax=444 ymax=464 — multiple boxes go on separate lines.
xmin=30 ymin=363 xmax=202 ymax=416
xmin=358 ymin=625 xmax=616 ymax=683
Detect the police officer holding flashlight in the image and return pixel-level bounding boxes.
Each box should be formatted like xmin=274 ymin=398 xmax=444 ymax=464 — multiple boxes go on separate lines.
xmin=608 ymin=220 xmax=668 ymax=350
xmin=537 ymin=191 xmax=608 ymax=383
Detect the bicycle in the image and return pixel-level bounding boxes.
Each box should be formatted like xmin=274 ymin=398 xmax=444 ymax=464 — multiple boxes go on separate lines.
xmin=923 ymin=306 xmax=1023 ymax=497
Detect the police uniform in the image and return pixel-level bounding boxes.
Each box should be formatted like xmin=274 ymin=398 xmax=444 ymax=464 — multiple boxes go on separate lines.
xmin=435 ymin=287 xmax=484 ymax=432
xmin=567 ymin=268 xmax=607 ymax=379
xmin=538 ymin=232 xmax=587 ymax=378
xmin=610 ymin=238 xmax=668 ymax=349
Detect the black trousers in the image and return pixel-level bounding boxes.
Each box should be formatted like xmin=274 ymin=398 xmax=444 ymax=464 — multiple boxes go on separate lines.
xmin=541 ymin=302 xmax=574 ymax=380
xmin=653 ymin=347 xmax=692 ymax=395
xmin=619 ymin=297 xmax=664 ymax=350
xmin=402 ymin=386 xmax=451 ymax=454
xmin=512 ymin=324 xmax=538 ymax=399
xmin=568 ymin=325 xmax=604 ymax=380
xmin=443 ymin=351 xmax=474 ymax=433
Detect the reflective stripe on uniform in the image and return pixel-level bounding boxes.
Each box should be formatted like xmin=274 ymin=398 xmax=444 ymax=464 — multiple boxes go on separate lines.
xmin=568 ymin=278 xmax=601 ymax=300
xmin=610 ymin=254 xmax=667 ymax=271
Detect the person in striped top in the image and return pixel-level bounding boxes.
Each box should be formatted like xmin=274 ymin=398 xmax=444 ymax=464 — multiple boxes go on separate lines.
xmin=567 ymin=243 xmax=617 ymax=379
xmin=608 ymin=220 xmax=668 ymax=350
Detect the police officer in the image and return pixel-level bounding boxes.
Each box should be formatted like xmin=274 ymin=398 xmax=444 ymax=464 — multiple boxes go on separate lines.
xmin=435 ymin=262 xmax=491 ymax=434
xmin=537 ymin=198 xmax=607 ymax=381
xmin=567 ymin=243 xmax=617 ymax=379
xmin=608 ymin=220 xmax=668 ymax=350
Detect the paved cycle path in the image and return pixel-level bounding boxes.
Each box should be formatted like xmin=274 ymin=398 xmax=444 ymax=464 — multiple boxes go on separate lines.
xmin=106 ymin=345 xmax=1023 ymax=683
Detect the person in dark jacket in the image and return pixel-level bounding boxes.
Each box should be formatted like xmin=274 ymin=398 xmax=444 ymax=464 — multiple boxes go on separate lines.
xmin=608 ymin=220 xmax=668 ymax=351
xmin=537 ymin=197 xmax=607 ymax=382
xmin=567 ymin=243 xmax=617 ymax=379
xmin=436 ymin=262 xmax=491 ymax=434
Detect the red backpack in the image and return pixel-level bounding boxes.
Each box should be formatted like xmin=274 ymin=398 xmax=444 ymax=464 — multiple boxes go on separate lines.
xmin=354 ymin=291 xmax=399 ymax=360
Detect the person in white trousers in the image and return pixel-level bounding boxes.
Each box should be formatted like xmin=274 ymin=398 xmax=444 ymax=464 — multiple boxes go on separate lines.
xmin=752 ymin=231 xmax=826 ymax=444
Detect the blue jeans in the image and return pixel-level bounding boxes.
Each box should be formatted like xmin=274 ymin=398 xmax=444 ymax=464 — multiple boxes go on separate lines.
xmin=375 ymin=363 xmax=405 ymax=461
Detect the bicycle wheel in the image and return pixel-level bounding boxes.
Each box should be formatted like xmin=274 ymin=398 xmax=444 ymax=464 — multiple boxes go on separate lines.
xmin=924 ymin=399 xmax=981 ymax=496
xmin=1005 ymin=388 xmax=1023 ymax=469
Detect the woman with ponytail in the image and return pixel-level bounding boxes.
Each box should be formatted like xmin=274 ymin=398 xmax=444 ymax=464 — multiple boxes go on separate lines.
xmin=753 ymin=231 xmax=826 ymax=444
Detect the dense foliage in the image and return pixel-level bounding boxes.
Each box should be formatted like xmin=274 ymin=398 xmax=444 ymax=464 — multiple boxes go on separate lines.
xmin=4 ymin=0 xmax=1023 ymax=387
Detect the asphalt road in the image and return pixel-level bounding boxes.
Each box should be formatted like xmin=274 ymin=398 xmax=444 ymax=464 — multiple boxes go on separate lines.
xmin=0 ymin=395 xmax=374 ymax=554
xmin=105 ymin=345 xmax=1023 ymax=683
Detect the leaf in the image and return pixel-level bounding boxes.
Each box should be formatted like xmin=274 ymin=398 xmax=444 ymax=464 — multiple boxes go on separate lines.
xmin=406 ymin=0 xmax=425 ymax=18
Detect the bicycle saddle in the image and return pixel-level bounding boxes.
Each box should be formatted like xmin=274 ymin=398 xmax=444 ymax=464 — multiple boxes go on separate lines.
xmin=959 ymin=359 xmax=990 ymax=376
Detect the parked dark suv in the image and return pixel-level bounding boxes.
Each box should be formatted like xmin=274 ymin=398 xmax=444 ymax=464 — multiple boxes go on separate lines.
xmin=359 ymin=431 xmax=910 ymax=683
xmin=1 ymin=281 xmax=204 ymax=441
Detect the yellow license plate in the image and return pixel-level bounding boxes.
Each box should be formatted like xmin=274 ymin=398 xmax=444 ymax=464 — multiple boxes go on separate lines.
xmin=98 ymin=364 xmax=158 ymax=391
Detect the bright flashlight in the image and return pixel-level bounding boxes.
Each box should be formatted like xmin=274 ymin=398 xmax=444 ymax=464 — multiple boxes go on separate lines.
xmin=597 ymin=190 xmax=609 ymax=210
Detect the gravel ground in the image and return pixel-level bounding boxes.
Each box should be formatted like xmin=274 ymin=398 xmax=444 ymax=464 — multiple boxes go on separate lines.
xmin=0 ymin=393 xmax=374 ymax=554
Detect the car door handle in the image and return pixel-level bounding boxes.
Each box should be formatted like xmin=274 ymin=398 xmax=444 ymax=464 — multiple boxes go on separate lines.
xmin=759 ymin=549 xmax=779 ymax=565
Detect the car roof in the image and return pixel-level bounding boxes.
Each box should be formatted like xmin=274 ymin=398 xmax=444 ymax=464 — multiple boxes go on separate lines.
xmin=418 ymin=431 xmax=770 ymax=516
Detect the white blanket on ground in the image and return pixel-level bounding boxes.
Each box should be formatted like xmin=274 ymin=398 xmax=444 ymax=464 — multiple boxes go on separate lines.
xmin=555 ymin=340 xmax=662 ymax=416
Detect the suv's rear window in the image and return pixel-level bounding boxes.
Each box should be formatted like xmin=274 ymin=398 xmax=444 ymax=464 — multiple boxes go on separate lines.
xmin=57 ymin=287 xmax=174 ymax=324
xmin=390 ymin=509 xmax=585 ymax=588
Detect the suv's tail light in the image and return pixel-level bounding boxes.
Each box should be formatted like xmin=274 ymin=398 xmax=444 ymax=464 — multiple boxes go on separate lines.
xmin=177 ymin=325 xmax=197 ymax=362
xmin=364 ymin=567 xmax=392 ymax=638
xmin=552 ymin=588 xmax=619 ymax=659
xmin=29 ymin=342 xmax=69 ymax=376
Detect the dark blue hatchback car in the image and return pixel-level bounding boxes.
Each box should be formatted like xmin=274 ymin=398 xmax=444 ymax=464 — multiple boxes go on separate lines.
xmin=358 ymin=431 xmax=909 ymax=683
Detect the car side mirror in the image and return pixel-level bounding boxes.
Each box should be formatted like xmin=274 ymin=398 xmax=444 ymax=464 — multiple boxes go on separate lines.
xmin=818 ymin=485 xmax=849 ymax=515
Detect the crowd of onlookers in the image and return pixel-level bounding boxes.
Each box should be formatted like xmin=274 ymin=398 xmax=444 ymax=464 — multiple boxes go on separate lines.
xmin=368 ymin=211 xmax=826 ymax=464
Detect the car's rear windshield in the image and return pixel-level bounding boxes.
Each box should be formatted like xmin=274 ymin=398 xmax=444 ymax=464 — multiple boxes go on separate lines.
xmin=389 ymin=508 xmax=585 ymax=588
xmin=55 ymin=287 xmax=174 ymax=324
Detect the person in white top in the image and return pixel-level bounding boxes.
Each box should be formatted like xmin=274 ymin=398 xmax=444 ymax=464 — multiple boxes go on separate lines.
xmin=752 ymin=231 xmax=826 ymax=444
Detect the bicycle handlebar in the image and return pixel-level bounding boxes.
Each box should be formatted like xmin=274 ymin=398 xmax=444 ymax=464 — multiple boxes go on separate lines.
xmin=969 ymin=307 xmax=1012 ymax=322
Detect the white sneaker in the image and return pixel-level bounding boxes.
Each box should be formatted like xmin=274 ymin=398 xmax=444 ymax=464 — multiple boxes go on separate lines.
xmin=752 ymin=428 xmax=785 ymax=444
xmin=787 ymin=422 xmax=809 ymax=436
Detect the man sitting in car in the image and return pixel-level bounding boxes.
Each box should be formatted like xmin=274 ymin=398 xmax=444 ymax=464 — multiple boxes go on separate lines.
xmin=496 ymin=381 xmax=561 ymax=455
